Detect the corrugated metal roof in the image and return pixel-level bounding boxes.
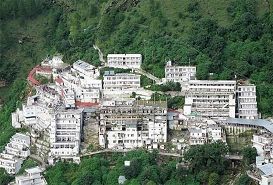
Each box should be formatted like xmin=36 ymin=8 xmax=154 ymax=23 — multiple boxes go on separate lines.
xmin=223 ymin=118 xmax=273 ymax=133
xmin=258 ymin=163 xmax=273 ymax=176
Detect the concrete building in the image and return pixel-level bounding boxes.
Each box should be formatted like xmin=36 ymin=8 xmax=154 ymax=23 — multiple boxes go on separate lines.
xmin=99 ymin=99 xmax=167 ymax=149
xmin=103 ymin=71 xmax=141 ymax=91
xmin=208 ymin=124 xmax=224 ymax=142
xmin=5 ymin=133 xmax=30 ymax=158
xmin=12 ymin=108 xmax=24 ymax=129
xmin=107 ymin=54 xmax=142 ymax=69
xmin=189 ymin=127 xmax=208 ymax=145
xmin=252 ymin=133 xmax=273 ymax=158
xmin=0 ymin=153 xmax=23 ymax=174
xmin=237 ymin=84 xmax=258 ymax=119
xmin=49 ymin=109 xmax=83 ymax=159
xmin=14 ymin=166 xmax=47 ymax=185
xmin=184 ymin=80 xmax=236 ymax=118
xmin=248 ymin=163 xmax=273 ymax=185
xmin=165 ymin=61 xmax=196 ymax=83
xmin=72 ymin=60 xmax=100 ymax=79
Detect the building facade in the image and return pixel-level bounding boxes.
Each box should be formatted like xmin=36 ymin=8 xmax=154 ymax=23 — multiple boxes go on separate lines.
xmin=103 ymin=71 xmax=141 ymax=91
xmin=99 ymin=100 xmax=167 ymax=149
xmin=165 ymin=61 xmax=196 ymax=83
xmin=0 ymin=153 xmax=23 ymax=174
xmin=237 ymin=85 xmax=258 ymax=119
xmin=49 ymin=109 xmax=83 ymax=158
xmin=107 ymin=54 xmax=142 ymax=69
xmin=184 ymin=80 xmax=236 ymax=118
xmin=14 ymin=166 xmax=47 ymax=185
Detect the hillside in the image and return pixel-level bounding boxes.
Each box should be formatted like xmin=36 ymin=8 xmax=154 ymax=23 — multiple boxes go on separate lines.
xmin=1 ymin=0 xmax=272 ymax=149
xmin=1 ymin=0 xmax=273 ymax=184
xmin=1 ymin=0 xmax=273 ymax=114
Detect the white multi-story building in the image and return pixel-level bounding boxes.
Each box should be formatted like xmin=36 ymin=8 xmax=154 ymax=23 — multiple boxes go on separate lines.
xmin=189 ymin=127 xmax=208 ymax=145
xmin=107 ymin=54 xmax=142 ymax=69
xmin=208 ymin=124 xmax=224 ymax=142
xmin=5 ymin=133 xmax=30 ymax=158
xmin=188 ymin=124 xmax=225 ymax=145
xmin=0 ymin=153 xmax=23 ymax=174
xmin=59 ymin=71 xmax=102 ymax=105
xmin=14 ymin=166 xmax=47 ymax=185
xmin=49 ymin=109 xmax=83 ymax=159
xmin=99 ymin=99 xmax=167 ymax=149
xmin=72 ymin=60 xmax=100 ymax=79
xmin=237 ymin=84 xmax=258 ymax=119
xmin=184 ymin=80 xmax=236 ymax=118
xmin=165 ymin=61 xmax=196 ymax=83
xmin=103 ymin=71 xmax=141 ymax=91
xmin=41 ymin=55 xmax=64 ymax=68
xmin=252 ymin=133 xmax=273 ymax=157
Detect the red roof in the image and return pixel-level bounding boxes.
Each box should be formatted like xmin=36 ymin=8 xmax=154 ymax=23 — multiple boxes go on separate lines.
xmin=27 ymin=65 xmax=40 ymax=86
xmin=27 ymin=65 xmax=53 ymax=86
xmin=55 ymin=77 xmax=64 ymax=85
xmin=75 ymin=101 xmax=99 ymax=108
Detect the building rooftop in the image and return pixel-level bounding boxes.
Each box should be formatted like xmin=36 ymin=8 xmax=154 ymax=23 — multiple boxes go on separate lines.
xmin=223 ymin=118 xmax=273 ymax=133
xmin=12 ymin=133 xmax=29 ymax=142
xmin=73 ymin=60 xmax=96 ymax=71
xmin=258 ymin=163 xmax=273 ymax=176
xmin=107 ymin=54 xmax=141 ymax=58
xmin=25 ymin=166 xmax=44 ymax=174
xmin=189 ymin=80 xmax=236 ymax=84
xmin=137 ymin=100 xmax=167 ymax=108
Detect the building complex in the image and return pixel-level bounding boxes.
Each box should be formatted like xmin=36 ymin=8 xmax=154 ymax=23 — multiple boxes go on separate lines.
xmin=0 ymin=133 xmax=30 ymax=174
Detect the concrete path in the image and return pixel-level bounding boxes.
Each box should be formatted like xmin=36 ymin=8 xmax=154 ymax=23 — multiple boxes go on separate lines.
xmin=93 ymin=45 xmax=105 ymax=65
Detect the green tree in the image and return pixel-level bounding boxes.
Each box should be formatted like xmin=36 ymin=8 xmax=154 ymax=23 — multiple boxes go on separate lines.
xmin=0 ymin=168 xmax=12 ymax=185
xmin=242 ymin=146 xmax=257 ymax=166
xmin=208 ymin=173 xmax=220 ymax=185
xmin=184 ymin=141 xmax=229 ymax=174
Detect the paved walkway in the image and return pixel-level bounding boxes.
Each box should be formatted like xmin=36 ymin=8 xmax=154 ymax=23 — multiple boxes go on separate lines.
xmin=93 ymin=45 xmax=105 ymax=65
xmin=134 ymin=68 xmax=163 ymax=84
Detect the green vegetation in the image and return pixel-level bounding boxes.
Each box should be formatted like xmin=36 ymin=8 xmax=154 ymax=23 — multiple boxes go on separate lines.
xmin=151 ymin=93 xmax=185 ymax=109
xmin=149 ymin=81 xmax=181 ymax=92
xmin=45 ymin=145 xmax=231 ymax=185
xmin=17 ymin=158 xmax=39 ymax=175
xmin=234 ymin=173 xmax=252 ymax=185
xmin=0 ymin=168 xmax=13 ymax=185
xmin=242 ymin=146 xmax=257 ymax=166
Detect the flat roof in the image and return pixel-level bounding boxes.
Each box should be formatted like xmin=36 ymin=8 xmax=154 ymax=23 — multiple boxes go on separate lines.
xmin=104 ymin=71 xmax=140 ymax=77
xmin=223 ymin=118 xmax=273 ymax=133
xmin=25 ymin=166 xmax=43 ymax=174
xmin=107 ymin=54 xmax=142 ymax=58
xmin=12 ymin=133 xmax=29 ymax=141
xmin=73 ymin=60 xmax=95 ymax=71
xmin=189 ymin=80 xmax=236 ymax=84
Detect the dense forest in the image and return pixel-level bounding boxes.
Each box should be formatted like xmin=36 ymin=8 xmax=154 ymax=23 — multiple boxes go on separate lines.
xmin=0 ymin=0 xmax=272 ymax=184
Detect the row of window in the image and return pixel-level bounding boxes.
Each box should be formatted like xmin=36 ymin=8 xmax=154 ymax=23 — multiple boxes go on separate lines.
xmin=166 ymin=68 xmax=196 ymax=72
